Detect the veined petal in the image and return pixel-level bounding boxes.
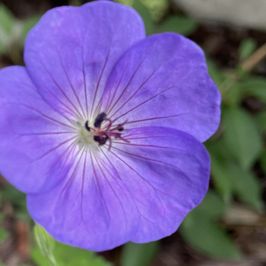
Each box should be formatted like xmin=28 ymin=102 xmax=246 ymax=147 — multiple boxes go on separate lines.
xmin=0 ymin=67 xmax=77 ymax=193
xmin=27 ymin=148 xmax=140 ymax=251
xmin=27 ymin=126 xmax=210 ymax=250
xmin=24 ymin=1 xmax=145 ymax=119
xmin=101 ymin=33 xmax=221 ymax=142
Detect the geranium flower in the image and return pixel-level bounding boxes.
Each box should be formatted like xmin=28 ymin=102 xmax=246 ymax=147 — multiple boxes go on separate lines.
xmin=0 ymin=1 xmax=220 ymax=251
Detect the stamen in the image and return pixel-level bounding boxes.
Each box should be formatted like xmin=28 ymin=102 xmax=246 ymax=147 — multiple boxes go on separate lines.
xmin=82 ymin=113 xmax=129 ymax=150
xmin=117 ymin=125 xmax=124 ymax=132
xmin=93 ymin=135 xmax=108 ymax=146
xmin=84 ymin=121 xmax=90 ymax=131
xmin=94 ymin=112 xmax=107 ymax=128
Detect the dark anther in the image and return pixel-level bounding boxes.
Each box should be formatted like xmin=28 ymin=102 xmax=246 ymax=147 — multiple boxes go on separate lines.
xmin=117 ymin=125 xmax=124 ymax=132
xmin=93 ymin=135 xmax=108 ymax=146
xmin=84 ymin=121 xmax=90 ymax=131
xmin=94 ymin=112 xmax=107 ymax=128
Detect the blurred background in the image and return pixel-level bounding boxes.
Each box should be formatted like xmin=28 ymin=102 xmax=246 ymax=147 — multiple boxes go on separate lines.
xmin=0 ymin=0 xmax=265 ymax=265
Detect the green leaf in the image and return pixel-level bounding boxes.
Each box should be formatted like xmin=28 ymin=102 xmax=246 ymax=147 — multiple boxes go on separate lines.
xmin=209 ymin=141 xmax=263 ymax=211
xmin=224 ymin=83 xmax=243 ymax=106
xmin=0 ymin=185 xmax=26 ymax=211
xmin=209 ymin=129 xmax=263 ymax=211
xmin=0 ymin=228 xmax=8 ymax=243
xmin=211 ymin=158 xmax=234 ymax=202
xmin=239 ymin=38 xmax=257 ymax=61
xmin=0 ymin=4 xmax=16 ymax=54
xmin=54 ymin=244 xmax=111 ymax=266
xmin=21 ymin=16 xmax=40 ymax=43
xmin=133 ymin=0 xmax=155 ymax=34
xmin=223 ymin=108 xmax=263 ymax=169
xmin=33 ymin=225 xmax=111 ymax=266
xmin=140 ymin=0 xmax=169 ymax=21
xmin=238 ymin=77 xmax=266 ymax=103
xmin=181 ymin=212 xmax=242 ymax=260
xmin=195 ymin=191 xmax=226 ymax=219
xmin=121 ymin=242 xmax=159 ymax=266
xmin=157 ymin=16 xmax=198 ymax=35
xmin=0 ymin=4 xmax=15 ymax=33
xmin=0 ymin=40 xmax=6 ymax=55
xmin=229 ymin=165 xmax=263 ymax=211
xmin=115 ymin=0 xmax=134 ymax=6
xmin=208 ymin=140 xmax=234 ymax=201
xmin=34 ymin=225 xmax=57 ymax=266
xmin=260 ymin=150 xmax=266 ymax=174
xmin=212 ymin=153 xmax=262 ymax=211
xmin=223 ymin=76 xmax=266 ymax=106
xmin=207 ymin=60 xmax=225 ymax=86
xmin=255 ymin=111 xmax=266 ymax=134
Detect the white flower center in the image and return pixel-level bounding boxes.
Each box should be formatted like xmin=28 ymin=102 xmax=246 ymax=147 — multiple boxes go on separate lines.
xmin=75 ymin=120 xmax=98 ymax=150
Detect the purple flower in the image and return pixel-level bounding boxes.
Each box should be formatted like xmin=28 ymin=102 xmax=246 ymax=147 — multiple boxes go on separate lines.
xmin=0 ymin=1 xmax=220 ymax=251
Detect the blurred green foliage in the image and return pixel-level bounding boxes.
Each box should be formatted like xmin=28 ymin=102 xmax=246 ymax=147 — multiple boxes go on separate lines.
xmin=181 ymin=192 xmax=242 ymax=260
xmin=0 ymin=0 xmax=265 ymax=265
xmin=33 ymin=225 xmax=111 ymax=266
xmin=121 ymin=242 xmax=159 ymax=266
xmin=0 ymin=4 xmax=40 ymax=63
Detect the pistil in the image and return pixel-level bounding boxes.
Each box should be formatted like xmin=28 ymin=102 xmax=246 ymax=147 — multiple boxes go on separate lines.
xmin=84 ymin=112 xmax=129 ymax=150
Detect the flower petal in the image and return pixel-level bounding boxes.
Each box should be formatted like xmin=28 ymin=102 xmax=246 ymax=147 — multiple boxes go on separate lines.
xmin=0 ymin=66 xmax=76 ymax=193
xmin=24 ymin=1 xmax=145 ymax=119
xmin=27 ymin=126 xmax=210 ymax=251
xmin=107 ymin=126 xmax=210 ymax=243
xmin=102 ymin=33 xmax=221 ymax=142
